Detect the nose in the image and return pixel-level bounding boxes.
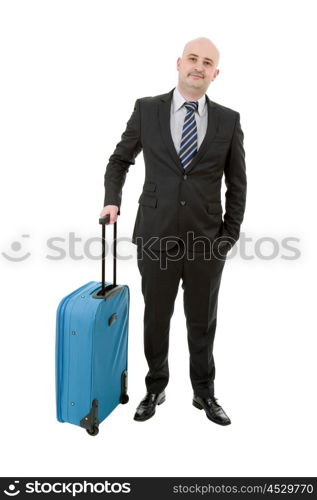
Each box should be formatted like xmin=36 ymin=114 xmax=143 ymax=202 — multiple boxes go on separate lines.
xmin=194 ymin=62 xmax=203 ymax=73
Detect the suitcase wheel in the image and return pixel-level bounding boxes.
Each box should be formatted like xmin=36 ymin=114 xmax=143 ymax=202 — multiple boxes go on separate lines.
xmin=120 ymin=394 xmax=129 ymax=404
xmin=120 ymin=371 xmax=129 ymax=404
xmin=86 ymin=425 xmax=99 ymax=436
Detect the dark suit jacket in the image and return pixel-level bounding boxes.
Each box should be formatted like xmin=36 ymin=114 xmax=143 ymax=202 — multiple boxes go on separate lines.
xmin=104 ymin=87 xmax=247 ymax=252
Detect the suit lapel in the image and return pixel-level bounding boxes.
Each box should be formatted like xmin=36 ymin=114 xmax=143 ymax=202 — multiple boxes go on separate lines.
xmin=159 ymin=88 xmax=184 ymax=175
xmin=158 ymin=89 xmax=219 ymax=175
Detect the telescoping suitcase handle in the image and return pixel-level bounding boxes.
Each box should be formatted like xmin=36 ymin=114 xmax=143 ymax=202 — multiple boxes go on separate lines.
xmin=98 ymin=215 xmax=117 ymax=296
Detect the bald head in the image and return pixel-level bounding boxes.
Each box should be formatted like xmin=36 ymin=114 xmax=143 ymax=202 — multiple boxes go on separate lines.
xmin=181 ymin=37 xmax=220 ymax=67
xmin=176 ymin=37 xmax=220 ymax=99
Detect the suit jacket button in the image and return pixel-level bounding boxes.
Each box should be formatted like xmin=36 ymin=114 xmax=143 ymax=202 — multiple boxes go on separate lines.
xmin=180 ymin=200 xmax=186 ymax=206
xmin=183 ymin=174 xmax=187 ymax=180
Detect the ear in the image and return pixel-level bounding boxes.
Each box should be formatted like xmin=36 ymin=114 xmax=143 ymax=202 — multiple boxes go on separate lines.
xmin=176 ymin=57 xmax=181 ymax=70
xmin=213 ymin=69 xmax=220 ymax=80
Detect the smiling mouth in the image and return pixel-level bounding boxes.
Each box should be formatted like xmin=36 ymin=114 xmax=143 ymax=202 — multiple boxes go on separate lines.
xmin=190 ymin=74 xmax=203 ymax=79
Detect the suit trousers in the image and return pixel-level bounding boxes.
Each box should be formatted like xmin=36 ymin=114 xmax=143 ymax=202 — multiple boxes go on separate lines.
xmin=137 ymin=240 xmax=227 ymax=399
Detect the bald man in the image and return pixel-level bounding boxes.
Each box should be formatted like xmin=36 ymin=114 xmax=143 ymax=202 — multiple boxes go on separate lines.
xmin=100 ymin=37 xmax=247 ymax=425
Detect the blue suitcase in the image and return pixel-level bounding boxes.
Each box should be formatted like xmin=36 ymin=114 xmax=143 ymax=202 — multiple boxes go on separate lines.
xmin=55 ymin=216 xmax=130 ymax=436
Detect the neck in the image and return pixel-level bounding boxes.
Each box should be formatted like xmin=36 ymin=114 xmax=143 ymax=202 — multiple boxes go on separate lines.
xmin=177 ymin=84 xmax=204 ymax=102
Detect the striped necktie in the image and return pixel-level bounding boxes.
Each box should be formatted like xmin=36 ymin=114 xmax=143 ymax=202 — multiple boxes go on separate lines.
xmin=179 ymin=101 xmax=198 ymax=169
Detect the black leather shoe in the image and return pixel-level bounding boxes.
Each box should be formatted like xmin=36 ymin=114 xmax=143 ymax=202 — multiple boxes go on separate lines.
xmin=133 ymin=391 xmax=166 ymax=422
xmin=193 ymin=394 xmax=231 ymax=426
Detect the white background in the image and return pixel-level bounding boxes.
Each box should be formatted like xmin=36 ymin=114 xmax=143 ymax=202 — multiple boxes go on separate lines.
xmin=1 ymin=0 xmax=316 ymax=477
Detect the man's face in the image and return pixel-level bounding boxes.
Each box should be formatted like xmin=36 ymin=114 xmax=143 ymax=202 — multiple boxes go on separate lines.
xmin=177 ymin=43 xmax=219 ymax=94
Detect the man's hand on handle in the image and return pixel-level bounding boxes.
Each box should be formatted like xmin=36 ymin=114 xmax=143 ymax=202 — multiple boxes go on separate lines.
xmin=99 ymin=205 xmax=119 ymax=224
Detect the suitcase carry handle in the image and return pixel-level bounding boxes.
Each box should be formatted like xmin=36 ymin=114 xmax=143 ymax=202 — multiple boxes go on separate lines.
xmin=98 ymin=215 xmax=117 ymax=296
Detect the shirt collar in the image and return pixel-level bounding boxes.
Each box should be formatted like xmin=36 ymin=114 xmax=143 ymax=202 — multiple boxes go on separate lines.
xmin=172 ymin=86 xmax=206 ymax=116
